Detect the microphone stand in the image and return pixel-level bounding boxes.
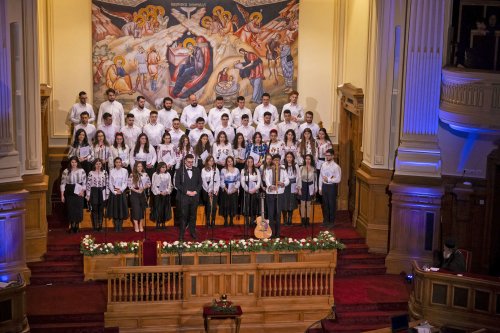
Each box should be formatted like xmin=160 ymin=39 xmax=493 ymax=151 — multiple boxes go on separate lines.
xmin=311 ymin=169 xmax=316 ymax=239
xmin=143 ymin=183 xmax=149 ymax=241
xmin=275 ymin=163 xmax=280 ymax=238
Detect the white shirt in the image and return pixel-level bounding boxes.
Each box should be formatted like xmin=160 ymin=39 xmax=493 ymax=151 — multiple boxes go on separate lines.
xmin=151 ymin=172 xmax=172 ymax=195
xmin=108 ymin=167 xmax=129 ymax=194
xmin=268 ymin=140 xmax=284 ymax=157
xmin=208 ymin=107 xmax=232 ymax=131
xmin=109 ymin=145 xmax=130 ymax=168
xmin=298 ymin=122 xmax=320 ymax=139
xmin=143 ymin=122 xmax=165 ymax=147
xmin=168 ymin=128 xmax=185 ymax=147
xmin=201 ymin=168 xmax=220 ymax=193
xmin=212 ymin=143 xmax=233 ymax=166
xmin=129 ymin=107 xmax=150 ymax=129
xmin=231 ymin=106 xmax=252 ymax=127
xmin=264 ymin=166 xmax=290 ymax=195
xmin=253 ymin=103 xmax=279 ymax=125
xmin=236 ymin=125 xmax=256 ymax=143
xmin=158 ymin=109 xmax=179 ymax=131
xmin=319 ymin=160 xmax=341 ymax=188
xmin=130 ymin=145 xmax=157 ymax=168
xmin=73 ymin=123 xmax=96 ymax=143
xmin=255 ymin=122 xmax=278 ymax=142
xmin=278 ymin=121 xmax=299 ymax=139
xmin=282 ymin=103 xmax=305 ymax=123
xmin=120 ymin=124 xmax=142 ymax=149
xmin=70 ymin=103 xmax=95 ymax=124
xmin=156 ymin=143 xmax=177 ymax=168
xmin=188 ymin=128 xmax=214 ymax=146
xmin=98 ymin=124 xmax=119 ymax=144
xmin=240 ymin=169 xmax=261 ymax=192
xmin=97 ymin=100 xmax=125 ymax=128
xmin=180 ymin=104 xmax=207 ymax=129
xmin=214 ymin=125 xmax=235 ymax=143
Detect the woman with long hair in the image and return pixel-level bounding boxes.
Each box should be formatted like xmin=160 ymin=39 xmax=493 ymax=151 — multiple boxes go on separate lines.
xmin=299 ymin=154 xmax=317 ymax=227
xmin=315 ymin=128 xmax=333 ymax=203
xmin=60 ymin=156 xmax=86 ymax=233
xmin=131 ymin=133 xmax=157 ymax=179
xmin=233 ymin=133 xmax=246 ymax=170
xmin=282 ymin=152 xmax=301 ymax=225
xmin=92 ymin=130 xmax=111 ymax=170
xmin=86 ymin=158 xmax=109 ymax=231
xmin=151 ymin=162 xmax=172 ymax=229
xmin=298 ymin=128 xmax=318 ymax=165
xmin=175 ymin=134 xmax=193 ymax=169
xmin=107 ymin=157 xmax=129 ymax=231
xmin=268 ymin=129 xmax=284 ymax=158
xmin=283 ymin=129 xmax=299 ymax=161
xmin=109 ymin=132 xmax=130 ymax=170
xmin=194 ymin=133 xmax=212 ymax=169
xmin=240 ymin=156 xmax=261 ymax=227
xmin=219 ymin=156 xmax=240 ymax=226
xmin=213 ymin=131 xmax=233 ymax=170
xmin=128 ymin=161 xmax=151 ymax=232
xmin=69 ymin=128 xmax=93 ymax=173
xmin=245 ymin=132 xmax=268 ymax=168
xmin=201 ymin=155 xmax=220 ymax=227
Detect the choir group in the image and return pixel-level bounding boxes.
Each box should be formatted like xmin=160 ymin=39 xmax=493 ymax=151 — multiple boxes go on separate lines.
xmin=60 ymin=88 xmax=341 ymax=239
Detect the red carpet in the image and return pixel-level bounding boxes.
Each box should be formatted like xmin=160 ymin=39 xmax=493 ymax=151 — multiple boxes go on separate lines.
xmin=28 ymin=210 xmax=410 ymax=333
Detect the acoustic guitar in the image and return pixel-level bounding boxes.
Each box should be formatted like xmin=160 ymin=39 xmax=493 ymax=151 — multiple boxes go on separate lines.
xmin=254 ymin=193 xmax=272 ymax=239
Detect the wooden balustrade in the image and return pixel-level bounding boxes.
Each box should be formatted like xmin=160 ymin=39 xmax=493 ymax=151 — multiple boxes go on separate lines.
xmin=409 ymin=261 xmax=500 ymax=331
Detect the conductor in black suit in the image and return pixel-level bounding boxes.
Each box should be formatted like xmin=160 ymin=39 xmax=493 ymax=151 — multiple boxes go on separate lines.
xmin=175 ymin=154 xmax=202 ymax=240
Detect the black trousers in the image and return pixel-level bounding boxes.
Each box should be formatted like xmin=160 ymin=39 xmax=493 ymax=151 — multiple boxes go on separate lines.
xmin=178 ymin=194 xmax=199 ymax=239
xmin=321 ymin=183 xmax=337 ymax=224
xmin=266 ymin=193 xmax=284 ymax=237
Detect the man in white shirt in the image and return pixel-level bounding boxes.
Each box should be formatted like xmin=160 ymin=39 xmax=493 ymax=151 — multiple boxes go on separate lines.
xmin=256 ymin=112 xmax=278 ymax=143
xmin=73 ymin=111 xmax=96 ymax=142
xmin=208 ymin=96 xmax=231 ymax=132
xmin=319 ymin=148 xmax=341 ymax=226
xmin=180 ymin=94 xmax=207 ymax=132
xmin=188 ymin=117 xmax=214 ymax=146
xmin=98 ymin=112 xmax=119 ymax=144
xmin=264 ymin=154 xmax=290 ymax=238
xmin=97 ymin=88 xmax=125 ymax=128
xmin=236 ymin=114 xmax=255 ymax=143
xmin=278 ymin=109 xmax=299 ymax=139
xmin=281 ymin=90 xmax=304 ymax=123
xmin=298 ymin=111 xmax=320 ymax=138
xmin=70 ymin=91 xmax=95 ymax=124
xmin=129 ymin=95 xmax=150 ymax=129
xmin=158 ymin=97 xmax=179 ymax=131
xmin=253 ymin=92 xmax=278 ymax=125
xmin=231 ymin=96 xmax=252 ymax=128
xmin=120 ymin=113 xmax=142 ymax=148
xmin=143 ymin=111 xmax=165 ymax=148
xmin=168 ymin=118 xmax=185 ymax=147
xmin=214 ymin=113 xmax=235 ymax=143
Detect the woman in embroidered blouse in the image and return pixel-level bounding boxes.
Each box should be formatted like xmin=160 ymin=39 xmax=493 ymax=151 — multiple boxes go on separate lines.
xmin=298 ymin=128 xmax=318 ymax=165
xmin=219 ymin=156 xmax=240 ymax=226
xmin=69 ymin=128 xmax=93 ymax=174
xmin=194 ymin=133 xmax=211 ymax=169
xmin=282 ymin=152 xmax=301 ymax=226
xmin=92 ymin=130 xmax=111 ymax=171
xmin=245 ymin=132 xmax=268 ymax=168
xmin=268 ymin=129 xmax=284 ymax=158
xmin=240 ymin=156 xmax=261 ymax=227
xmin=60 ymin=156 xmax=87 ymax=233
xmin=316 ymin=128 xmax=333 ymax=171
xmin=299 ymin=154 xmax=317 ymax=227
xmin=233 ymin=132 xmax=247 ymax=217
xmin=107 ymin=157 xmax=129 ymax=231
xmin=283 ymin=129 xmax=299 ymax=162
xmin=157 ymin=132 xmax=176 ymax=173
xmin=201 ymin=155 xmax=220 ymax=227
xmin=131 ymin=133 xmax=157 ymax=179
xmin=175 ymin=134 xmax=193 ymax=169
xmin=86 ymin=158 xmax=109 ymax=231
xmin=151 ymin=162 xmax=172 ymax=229
xmin=109 ymin=132 xmax=130 ymax=170
xmin=128 ymin=161 xmax=151 ymax=232
xmin=213 ymin=131 xmax=233 ymax=170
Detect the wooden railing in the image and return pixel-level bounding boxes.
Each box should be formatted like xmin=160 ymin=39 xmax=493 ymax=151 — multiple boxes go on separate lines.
xmin=409 ymin=261 xmax=500 ymax=331
xmin=107 ymin=262 xmax=335 ymax=304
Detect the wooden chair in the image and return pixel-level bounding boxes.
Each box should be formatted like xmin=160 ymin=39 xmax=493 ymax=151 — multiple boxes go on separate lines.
xmin=457 ymin=248 xmax=472 ymax=272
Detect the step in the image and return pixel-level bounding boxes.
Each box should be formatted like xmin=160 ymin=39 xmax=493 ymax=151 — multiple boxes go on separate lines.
xmin=29 ymin=273 xmax=84 ymax=285
xmin=44 ymin=251 xmax=83 ymax=261
xmin=29 ymin=261 xmax=83 ymax=274
xmin=28 ymin=313 xmax=104 ymax=325
xmin=30 ymin=321 xmax=104 ymax=333
xmin=335 ymin=310 xmax=407 ymax=325
xmin=334 ymin=301 xmax=408 ymax=312
xmin=321 ymin=320 xmax=392 ymax=333
xmin=337 ymin=236 xmax=366 ymax=245
xmin=339 ymin=243 xmax=369 ymax=255
xmin=47 ymin=244 xmax=80 ymax=251
xmin=338 ymin=253 xmax=386 ymax=265
xmin=335 ymin=264 xmax=387 ymax=277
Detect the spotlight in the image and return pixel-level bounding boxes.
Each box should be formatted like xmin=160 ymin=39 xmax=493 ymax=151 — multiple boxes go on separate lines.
xmin=0 ymin=275 xmax=8 ymax=282
xmin=405 ymin=274 xmax=413 ymax=284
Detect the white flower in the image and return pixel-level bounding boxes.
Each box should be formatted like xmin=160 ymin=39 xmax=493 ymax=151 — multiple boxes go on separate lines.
xmin=167 ymin=244 xmax=172 ymax=248
xmin=300 ymin=239 xmax=306 ymax=243
xmin=163 ymin=241 xmax=168 ymax=246
xmin=223 ymin=245 xmax=227 ymax=248
xmin=173 ymin=241 xmax=179 ymax=246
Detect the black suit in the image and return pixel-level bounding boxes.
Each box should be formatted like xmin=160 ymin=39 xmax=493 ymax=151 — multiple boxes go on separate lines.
xmin=175 ymin=166 xmax=202 ymax=239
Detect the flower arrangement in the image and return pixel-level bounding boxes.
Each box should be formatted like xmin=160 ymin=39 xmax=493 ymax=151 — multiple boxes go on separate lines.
xmin=80 ymin=231 xmax=345 ymax=257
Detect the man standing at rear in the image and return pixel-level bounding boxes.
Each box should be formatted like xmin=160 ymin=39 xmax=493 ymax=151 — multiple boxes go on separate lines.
xmin=180 ymin=94 xmax=207 ymax=134
xmin=97 ymin=88 xmax=125 ymax=128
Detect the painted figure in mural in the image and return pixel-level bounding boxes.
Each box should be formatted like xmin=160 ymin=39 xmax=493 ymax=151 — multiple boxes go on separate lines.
xmin=236 ymin=48 xmax=264 ymax=104
xmin=147 ymin=46 xmax=160 ymax=92
xmin=235 ymin=5 xmax=263 ymax=49
xmin=266 ymin=34 xmax=281 ymax=84
xmin=105 ymin=56 xmax=134 ymax=95
xmin=280 ymin=39 xmax=294 ymax=93
xmin=134 ymin=46 xmax=148 ymax=91
xmin=93 ymin=55 xmax=106 ymax=84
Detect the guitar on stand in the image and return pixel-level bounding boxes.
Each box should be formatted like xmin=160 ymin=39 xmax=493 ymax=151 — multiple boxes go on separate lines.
xmin=254 ymin=193 xmax=272 ymax=239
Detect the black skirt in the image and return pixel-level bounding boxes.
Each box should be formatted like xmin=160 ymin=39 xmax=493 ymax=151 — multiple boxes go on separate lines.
xmin=219 ymin=190 xmax=239 ymax=216
xmin=241 ymin=191 xmax=260 ymax=216
xmin=106 ymin=192 xmax=129 ymax=219
xmin=89 ymin=187 xmax=105 ymax=206
xmin=283 ymin=181 xmax=299 ymax=210
xmin=299 ymin=181 xmax=314 ymax=201
xmin=65 ymin=184 xmax=84 ymax=222
xmin=151 ymin=194 xmax=172 ymax=222
xmin=129 ymin=191 xmax=148 ymax=220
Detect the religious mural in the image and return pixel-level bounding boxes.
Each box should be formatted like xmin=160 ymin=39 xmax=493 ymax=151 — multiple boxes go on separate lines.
xmin=91 ymin=0 xmax=299 ymax=110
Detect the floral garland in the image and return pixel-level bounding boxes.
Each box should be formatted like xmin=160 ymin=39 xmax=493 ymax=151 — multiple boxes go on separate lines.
xmin=80 ymin=231 xmax=345 ymax=257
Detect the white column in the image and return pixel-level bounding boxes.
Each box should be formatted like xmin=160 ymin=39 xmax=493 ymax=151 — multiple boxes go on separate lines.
xmin=0 ymin=0 xmax=21 ymax=182
xmin=394 ymin=0 xmax=446 ymax=178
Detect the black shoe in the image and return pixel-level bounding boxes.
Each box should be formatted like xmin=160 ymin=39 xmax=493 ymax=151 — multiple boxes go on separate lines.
xmin=224 ymin=218 xmax=228 ymax=226
xmin=229 ymin=216 xmax=234 ymax=226
xmin=190 ymin=233 xmax=197 ymax=240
